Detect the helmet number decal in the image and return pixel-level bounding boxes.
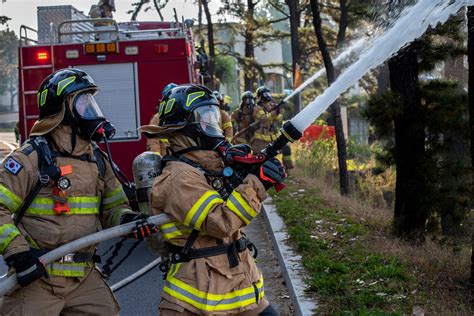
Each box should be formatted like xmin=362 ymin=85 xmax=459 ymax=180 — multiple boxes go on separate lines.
xmin=37 ymin=89 xmax=48 ymax=107
xmin=185 ymin=91 xmax=205 ymax=109
xmin=164 ymin=98 xmax=176 ymax=114
xmin=57 ymin=76 xmax=76 ymax=96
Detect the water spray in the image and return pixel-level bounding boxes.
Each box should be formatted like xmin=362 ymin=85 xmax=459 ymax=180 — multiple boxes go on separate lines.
xmin=290 ymin=0 xmax=470 ymax=133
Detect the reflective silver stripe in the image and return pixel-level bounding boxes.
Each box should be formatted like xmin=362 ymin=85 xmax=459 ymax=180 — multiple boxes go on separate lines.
xmin=47 ymin=263 xmax=85 ymax=272
xmin=0 ymin=227 xmax=16 ymax=243
xmin=161 ymin=225 xmax=179 ymax=235
xmin=17 ymin=264 xmax=38 ymax=278
xmin=0 ymin=190 xmax=17 ymax=212
xmin=228 ymin=194 xmax=253 ymax=223
xmin=165 ymin=281 xmax=258 ymax=306
xmin=29 ymin=202 xmax=99 ymax=209
xmin=102 ymin=192 xmax=127 ymax=207
xmin=189 ymin=194 xmax=221 ymax=227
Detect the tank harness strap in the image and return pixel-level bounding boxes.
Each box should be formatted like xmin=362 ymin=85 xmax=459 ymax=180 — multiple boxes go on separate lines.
xmin=167 ymin=236 xmax=257 ymax=266
xmin=13 ymin=136 xmax=60 ymax=225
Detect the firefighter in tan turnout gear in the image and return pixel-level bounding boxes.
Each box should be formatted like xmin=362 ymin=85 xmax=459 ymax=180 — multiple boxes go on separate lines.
xmin=0 ymin=68 xmax=155 ymax=315
xmin=139 ymin=84 xmax=283 ymax=315
xmin=231 ymin=91 xmax=256 ymax=145
xmin=252 ymin=86 xmax=282 ymax=153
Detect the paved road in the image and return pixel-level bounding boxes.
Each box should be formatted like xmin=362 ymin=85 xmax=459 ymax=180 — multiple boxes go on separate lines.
xmin=99 ymin=238 xmax=164 ymax=315
xmin=0 ymin=133 xmax=16 ymax=144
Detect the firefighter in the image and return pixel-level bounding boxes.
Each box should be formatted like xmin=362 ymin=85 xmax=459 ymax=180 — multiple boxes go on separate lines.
xmin=212 ymin=90 xmax=233 ymax=142
xmin=253 ymin=87 xmax=293 ymax=169
xmin=139 ymin=84 xmax=283 ymax=315
xmin=147 ymin=83 xmax=177 ymax=155
xmin=89 ymin=0 xmax=115 ymax=26
xmin=0 ymin=68 xmax=155 ymax=315
xmin=251 ymin=86 xmax=283 ymax=153
xmin=231 ymin=91 xmax=256 ymax=145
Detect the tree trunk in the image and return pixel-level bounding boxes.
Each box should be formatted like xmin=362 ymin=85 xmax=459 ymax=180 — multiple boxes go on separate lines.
xmin=153 ymin=0 xmax=164 ymax=21
xmin=467 ymin=5 xmax=474 ymax=285
xmin=202 ymin=0 xmax=216 ymax=89
xmin=131 ymin=0 xmax=146 ymax=21
xmin=244 ymin=0 xmax=256 ymax=91
xmin=336 ymin=0 xmax=348 ymax=48
xmin=286 ymin=0 xmax=301 ymax=112
xmin=389 ymin=46 xmax=427 ymax=237
xmin=310 ymin=0 xmax=349 ymax=195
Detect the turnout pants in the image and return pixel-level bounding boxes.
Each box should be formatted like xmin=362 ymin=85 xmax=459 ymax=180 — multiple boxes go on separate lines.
xmin=0 ymin=268 xmax=119 ymax=316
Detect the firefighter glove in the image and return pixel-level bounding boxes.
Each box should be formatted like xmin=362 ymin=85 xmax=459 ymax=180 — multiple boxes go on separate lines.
xmin=224 ymin=144 xmax=253 ymax=165
xmin=6 ymin=251 xmax=48 ymax=287
xmin=121 ymin=213 xmax=159 ymax=240
xmin=255 ymin=158 xmax=286 ymax=190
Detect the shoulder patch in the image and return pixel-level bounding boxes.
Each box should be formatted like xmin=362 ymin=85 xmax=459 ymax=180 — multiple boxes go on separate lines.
xmin=4 ymin=157 xmax=24 ymax=176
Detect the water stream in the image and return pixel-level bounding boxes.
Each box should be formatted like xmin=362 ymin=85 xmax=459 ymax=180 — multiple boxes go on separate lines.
xmin=283 ymin=36 xmax=372 ymax=103
xmin=291 ymin=0 xmax=472 ymax=132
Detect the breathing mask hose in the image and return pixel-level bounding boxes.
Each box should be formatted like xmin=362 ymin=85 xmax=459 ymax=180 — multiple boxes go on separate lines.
xmin=103 ymin=135 xmax=133 ymax=189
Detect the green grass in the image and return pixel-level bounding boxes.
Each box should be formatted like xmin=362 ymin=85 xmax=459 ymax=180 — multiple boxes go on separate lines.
xmin=271 ymin=184 xmax=416 ymax=315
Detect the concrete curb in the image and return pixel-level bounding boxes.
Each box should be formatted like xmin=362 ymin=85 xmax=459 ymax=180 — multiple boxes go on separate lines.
xmin=262 ymin=197 xmax=317 ymax=316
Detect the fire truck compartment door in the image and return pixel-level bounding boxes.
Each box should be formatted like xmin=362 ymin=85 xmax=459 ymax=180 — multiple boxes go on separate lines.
xmin=74 ymin=63 xmax=140 ymax=141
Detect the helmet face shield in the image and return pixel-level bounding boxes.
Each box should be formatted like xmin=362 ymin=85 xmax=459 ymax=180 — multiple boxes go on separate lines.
xmin=72 ymin=93 xmax=104 ymax=120
xmin=192 ymin=105 xmax=223 ymax=138
xmin=244 ymin=97 xmax=255 ymax=107
xmin=261 ymin=91 xmax=273 ymax=103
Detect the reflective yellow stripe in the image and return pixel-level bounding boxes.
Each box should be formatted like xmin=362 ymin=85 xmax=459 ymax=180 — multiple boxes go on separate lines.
xmin=167 ymin=262 xmax=182 ymax=279
xmin=184 ymin=191 xmax=223 ymax=230
xmin=159 ymin=222 xmax=192 ymax=240
xmin=226 ymin=191 xmax=257 ymax=225
xmin=253 ymin=133 xmax=274 ymax=142
xmin=164 ymin=275 xmax=264 ymax=312
xmin=222 ymin=122 xmax=232 ymax=129
xmin=0 ymin=185 xmax=22 ymax=213
xmin=27 ymin=197 xmax=100 ymax=215
xmin=102 ymin=186 xmax=128 ymax=209
xmin=0 ymin=224 xmax=21 ymax=253
xmin=46 ymin=262 xmax=87 ymax=277
xmin=159 ymin=138 xmax=169 ymax=143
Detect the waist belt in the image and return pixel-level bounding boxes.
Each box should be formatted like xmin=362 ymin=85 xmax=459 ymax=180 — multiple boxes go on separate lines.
xmin=30 ymin=248 xmax=101 ymax=264
xmin=167 ymin=236 xmax=257 ymax=266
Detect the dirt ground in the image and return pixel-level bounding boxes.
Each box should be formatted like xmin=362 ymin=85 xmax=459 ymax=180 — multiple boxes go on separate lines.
xmin=246 ymin=213 xmax=295 ymax=315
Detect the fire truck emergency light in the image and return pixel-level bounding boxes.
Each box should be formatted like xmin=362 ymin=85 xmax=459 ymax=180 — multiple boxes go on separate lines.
xmin=154 ymin=44 xmax=168 ymax=54
xmin=84 ymin=43 xmax=118 ymax=55
xmin=36 ymin=51 xmax=49 ymax=61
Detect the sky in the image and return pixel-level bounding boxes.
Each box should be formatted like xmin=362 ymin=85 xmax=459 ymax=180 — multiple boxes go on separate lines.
xmin=0 ymin=0 xmax=224 ymax=34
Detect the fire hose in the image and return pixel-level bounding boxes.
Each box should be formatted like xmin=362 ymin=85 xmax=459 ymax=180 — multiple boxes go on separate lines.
xmin=0 ymin=214 xmax=171 ymax=296
xmin=110 ymin=257 xmax=162 ymax=292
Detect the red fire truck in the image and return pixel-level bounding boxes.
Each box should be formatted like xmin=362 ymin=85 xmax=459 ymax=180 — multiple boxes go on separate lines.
xmin=18 ymin=5 xmax=201 ymax=178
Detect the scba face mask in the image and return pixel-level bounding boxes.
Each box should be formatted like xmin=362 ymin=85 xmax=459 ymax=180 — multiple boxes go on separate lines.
xmin=182 ymin=105 xmax=226 ymax=151
xmin=72 ymin=93 xmax=115 ymax=141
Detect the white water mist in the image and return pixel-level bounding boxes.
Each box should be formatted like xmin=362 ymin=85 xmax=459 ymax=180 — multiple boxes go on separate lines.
xmin=283 ymin=36 xmax=371 ymax=102
xmin=291 ymin=0 xmax=472 ymax=132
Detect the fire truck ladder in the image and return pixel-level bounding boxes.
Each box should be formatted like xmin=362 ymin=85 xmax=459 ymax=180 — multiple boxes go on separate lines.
xmin=19 ymin=25 xmax=56 ymax=139
xmin=57 ymin=18 xmax=119 ymax=43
